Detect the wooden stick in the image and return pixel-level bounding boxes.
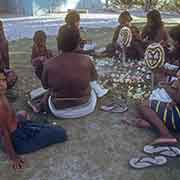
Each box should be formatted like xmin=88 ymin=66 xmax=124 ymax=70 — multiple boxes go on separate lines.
xmin=122 ymin=46 xmax=126 ymax=65
xmin=151 ymin=71 xmax=154 ymax=90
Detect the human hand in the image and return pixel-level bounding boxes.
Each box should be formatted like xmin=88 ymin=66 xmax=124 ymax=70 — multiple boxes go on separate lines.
xmin=166 ymin=101 xmax=176 ymax=110
xmin=160 ymin=40 xmax=168 ymax=47
xmin=11 ymin=157 xmax=25 ymax=170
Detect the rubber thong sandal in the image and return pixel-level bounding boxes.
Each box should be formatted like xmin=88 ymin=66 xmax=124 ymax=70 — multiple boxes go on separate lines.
xmin=144 ymin=145 xmax=180 ymax=157
xmin=129 ymin=156 xmax=167 ymax=169
xmin=100 ymin=102 xmax=128 ymax=113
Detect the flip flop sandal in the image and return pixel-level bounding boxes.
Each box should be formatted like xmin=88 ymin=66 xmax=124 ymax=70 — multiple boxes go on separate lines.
xmin=100 ymin=103 xmax=128 ymax=113
xmin=129 ymin=156 xmax=167 ymax=169
xmin=144 ymin=145 xmax=180 ymax=157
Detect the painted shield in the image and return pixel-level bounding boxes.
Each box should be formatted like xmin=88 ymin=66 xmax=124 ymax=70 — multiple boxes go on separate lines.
xmin=144 ymin=43 xmax=165 ymax=70
xmin=117 ymin=26 xmax=132 ymax=48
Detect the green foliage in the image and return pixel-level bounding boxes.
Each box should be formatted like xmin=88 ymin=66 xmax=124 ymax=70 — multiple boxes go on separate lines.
xmin=109 ymin=0 xmax=180 ymax=12
xmin=110 ymin=0 xmax=135 ymax=8
xmin=157 ymin=0 xmax=180 ymax=13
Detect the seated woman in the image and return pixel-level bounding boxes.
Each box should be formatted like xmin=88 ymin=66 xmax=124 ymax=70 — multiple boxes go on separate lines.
xmin=31 ymin=30 xmax=53 ymax=80
xmin=136 ymin=72 xmax=180 ymax=145
xmin=0 ymin=20 xmax=17 ymax=89
xmin=142 ymin=9 xmax=170 ymax=48
xmin=0 ymin=71 xmax=67 ymax=169
xmin=41 ymin=25 xmax=98 ymax=118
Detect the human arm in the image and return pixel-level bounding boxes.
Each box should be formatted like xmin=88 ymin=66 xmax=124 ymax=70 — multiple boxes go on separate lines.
xmin=0 ymin=105 xmax=24 ymax=169
xmin=112 ymin=26 xmax=121 ymax=45
xmin=89 ymin=57 xmax=98 ymax=81
xmin=2 ymin=40 xmax=10 ymax=69
xmin=41 ymin=63 xmax=49 ymax=89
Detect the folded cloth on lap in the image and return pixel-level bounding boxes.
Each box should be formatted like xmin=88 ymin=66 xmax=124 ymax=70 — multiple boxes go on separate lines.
xmin=48 ymin=90 xmax=97 ymax=119
xmin=149 ymin=88 xmax=172 ymax=103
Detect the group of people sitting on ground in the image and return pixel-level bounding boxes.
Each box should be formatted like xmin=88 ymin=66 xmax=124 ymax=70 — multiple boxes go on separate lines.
xmin=0 ymin=9 xmax=180 ymax=169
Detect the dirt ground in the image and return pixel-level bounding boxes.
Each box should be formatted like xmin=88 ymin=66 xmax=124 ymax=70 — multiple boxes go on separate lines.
xmin=0 ymin=28 xmax=180 ymax=180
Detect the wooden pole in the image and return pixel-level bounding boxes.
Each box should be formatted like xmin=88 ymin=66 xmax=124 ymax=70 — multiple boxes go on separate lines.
xmin=122 ymin=46 xmax=126 ymax=66
xmin=151 ymin=71 xmax=154 ymax=90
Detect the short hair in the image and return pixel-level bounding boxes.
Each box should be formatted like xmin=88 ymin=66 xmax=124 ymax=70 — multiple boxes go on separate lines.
xmin=57 ymin=25 xmax=80 ymax=52
xmin=65 ymin=10 xmax=80 ymax=26
xmin=118 ymin=11 xmax=132 ymax=24
xmin=169 ymin=24 xmax=180 ymax=43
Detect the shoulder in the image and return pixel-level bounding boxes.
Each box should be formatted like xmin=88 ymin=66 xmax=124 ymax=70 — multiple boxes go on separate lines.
xmin=77 ymin=53 xmax=93 ymax=62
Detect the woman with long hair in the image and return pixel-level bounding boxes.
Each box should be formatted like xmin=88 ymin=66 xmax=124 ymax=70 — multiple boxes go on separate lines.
xmin=142 ymin=9 xmax=170 ymax=46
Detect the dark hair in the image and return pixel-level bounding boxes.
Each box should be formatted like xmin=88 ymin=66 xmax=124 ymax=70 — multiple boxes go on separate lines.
xmin=169 ymin=24 xmax=180 ymax=43
xmin=32 ymin=30 xmax=48 ymax=57
xmin=147 ymin=10 xmax=162 ymax=28
xmin=118 ymin=11 xmax=132 ymax=24
xmin=57 ymin=25 xmax=80 ymax=52
xmin=65 ymin=10 xmax=80 ymax=26
xmin=33 ymin=30 xmax=47 ymax=45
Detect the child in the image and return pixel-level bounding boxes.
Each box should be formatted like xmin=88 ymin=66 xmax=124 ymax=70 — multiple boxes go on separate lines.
xmin=126 ymin=25 xmax=145 ymax=60
xmin=31 ymin=30 xmax=53 ymax=80
xmin=0 ymin=71 xmax=67 ymax=169
xmin=0 ymin=20 xmax=17 ymax=89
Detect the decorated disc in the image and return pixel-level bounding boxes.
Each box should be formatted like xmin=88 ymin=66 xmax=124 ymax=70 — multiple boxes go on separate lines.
xmin=144 ymin=43 xmax=165 ymax=70
xmin=117 ymin=26 xmax=132 ymax=48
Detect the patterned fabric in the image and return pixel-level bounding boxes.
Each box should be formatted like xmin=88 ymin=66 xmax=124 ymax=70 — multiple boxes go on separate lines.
xmin=150 ymin=100 xmax=180 ymax=131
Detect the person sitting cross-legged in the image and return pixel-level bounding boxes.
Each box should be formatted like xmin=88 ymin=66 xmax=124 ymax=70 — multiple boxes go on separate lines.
xmin=31 ymin=30 xmax=53 ymax=80
xmin=0 ymin=71 xmax=67 ymax=169
xmin=41 ymin=25 xmax=98 ymax=118
xmin=136 ymin=73 xmax=180 ymax=145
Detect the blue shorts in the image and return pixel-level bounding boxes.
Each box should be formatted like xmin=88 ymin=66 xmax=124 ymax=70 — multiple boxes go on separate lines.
xmin=150 ymin=100 xmax=180 ymax=131
xmin=10 ymin=114 xmax=67 ymax=154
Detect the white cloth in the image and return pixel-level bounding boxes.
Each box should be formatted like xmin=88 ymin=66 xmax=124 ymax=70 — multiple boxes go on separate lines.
xmin=149 ymin=88 xmax=172 ymax=103
xmin=48 ymin=90 xmax=97 ymax=119
xmin=90 ymin=81 xmax=109 ymax=98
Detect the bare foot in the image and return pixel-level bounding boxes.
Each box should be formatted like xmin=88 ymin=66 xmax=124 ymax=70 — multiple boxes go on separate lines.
xmin=151 ymin=137 xmax=178 ymax=145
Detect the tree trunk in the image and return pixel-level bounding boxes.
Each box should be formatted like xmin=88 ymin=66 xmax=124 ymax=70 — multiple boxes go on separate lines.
xmin=105 ymin=0 xmax=109 ymax=8
xmin=144 ymin=0 xmax=152 ymax=12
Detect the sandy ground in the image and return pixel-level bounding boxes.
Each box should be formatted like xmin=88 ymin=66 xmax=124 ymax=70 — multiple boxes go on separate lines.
xmin=0 ymin=28 xmax=180 ymax=180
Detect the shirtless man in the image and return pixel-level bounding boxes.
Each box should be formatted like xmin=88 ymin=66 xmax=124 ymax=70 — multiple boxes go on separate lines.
xmin=42 ymin=25 xmax=98 ymax=118
xmin=0 ymin=72 xmax=67 ymax=169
